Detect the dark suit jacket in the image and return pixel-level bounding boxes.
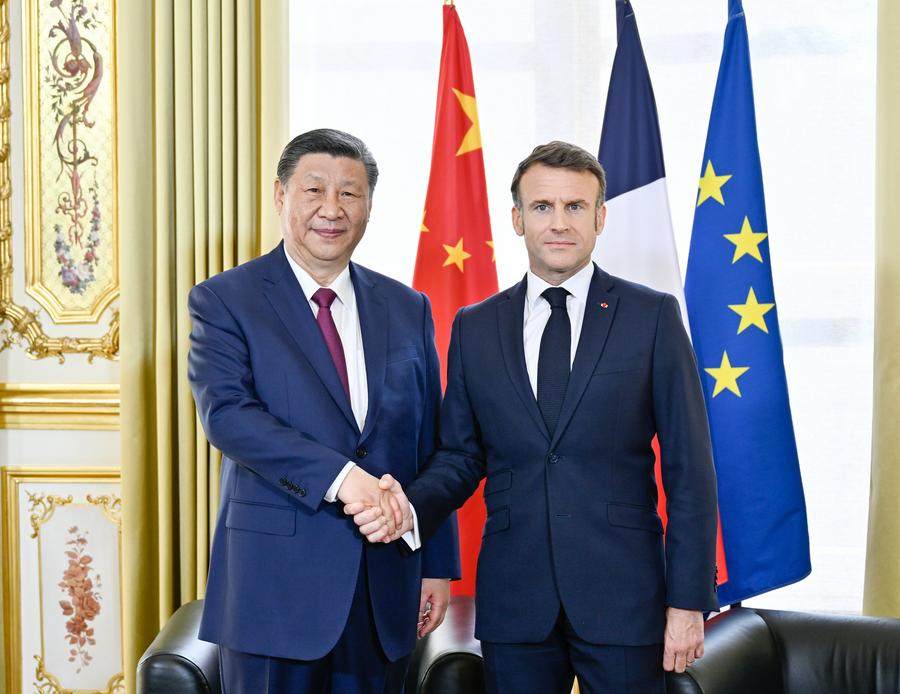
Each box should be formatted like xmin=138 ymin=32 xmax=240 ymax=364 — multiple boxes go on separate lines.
xmin=407 ymin=265 xmax=718 ymax=646
xmin=187 ymin=242 xmax=460 ymax=662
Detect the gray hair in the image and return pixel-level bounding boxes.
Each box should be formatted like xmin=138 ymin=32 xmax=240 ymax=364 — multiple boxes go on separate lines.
xmin=277 ymin=128 xmax=379 ymax=196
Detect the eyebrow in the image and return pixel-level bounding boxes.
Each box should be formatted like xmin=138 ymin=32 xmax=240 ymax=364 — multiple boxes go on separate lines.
xmin=530 ymin=198 xmax=589 ymax=207
xmin=300 ymin=173 xmax=363 ymax=189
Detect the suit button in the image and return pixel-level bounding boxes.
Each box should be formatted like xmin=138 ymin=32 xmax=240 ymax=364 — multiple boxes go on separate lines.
xmin=298 ymin=488 xmax=307 ymax=497
xmin=548 ymin=453 xmax=560 ymax=464
xmin=356 ymin=446 xmax=368 ymax=459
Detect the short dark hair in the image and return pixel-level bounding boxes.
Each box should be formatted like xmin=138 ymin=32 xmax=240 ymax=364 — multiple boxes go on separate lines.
xmin=277 ymin=128 xmax=379 ymax=196
xmin=510 ymin=141 xmax=607 ymax=210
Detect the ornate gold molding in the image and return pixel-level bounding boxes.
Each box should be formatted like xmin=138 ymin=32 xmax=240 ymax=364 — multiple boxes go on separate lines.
xmin=34 ymin=650 xmax=125 ymax=693
xmin=25 ymin=491 xmax=73 ymax=538
xmin=87 ymin=492 xmax=122 ymax=526
xmin=0 ymin=383 xmax=120 ymax=430
xmin=0 ymin=0 xmax=119 ymax=361
xmin=23 ymin=0 xmax=119 ymax=325
xmin=3 ymin=468 xmax=123 ymax=694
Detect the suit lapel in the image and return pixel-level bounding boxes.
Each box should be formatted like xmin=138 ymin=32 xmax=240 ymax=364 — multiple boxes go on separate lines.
xmin=550 ymin=266 xmax=618 ymax=448
xmin=261 ymin=244 xmax=360 ymax=434
xmin=352 ymin=264 xmax=388 ymax=445
xmin=497 ymin=277 xmax=551 ymax=443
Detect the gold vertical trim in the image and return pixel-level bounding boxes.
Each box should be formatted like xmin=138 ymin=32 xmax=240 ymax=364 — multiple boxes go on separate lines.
xmin=2 ymin=466 xmax=23 ymax=694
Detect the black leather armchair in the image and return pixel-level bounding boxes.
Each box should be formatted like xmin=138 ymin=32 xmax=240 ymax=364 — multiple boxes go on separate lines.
xmin=137 ymin=597 xmax=485 ymax=694
xmin=139 ymin=600 xmax=900 ymax=693
xmin=667 ymin=606 xmax=900 ymax=693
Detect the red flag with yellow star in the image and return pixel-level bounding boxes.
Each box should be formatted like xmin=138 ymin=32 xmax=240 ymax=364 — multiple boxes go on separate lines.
xmin=413 ymin=1 xmax=497 ymax=597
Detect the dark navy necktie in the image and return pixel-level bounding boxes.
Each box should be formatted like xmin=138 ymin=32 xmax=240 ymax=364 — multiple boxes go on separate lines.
xmin=537 ymin=287 xmax=571 ymax=436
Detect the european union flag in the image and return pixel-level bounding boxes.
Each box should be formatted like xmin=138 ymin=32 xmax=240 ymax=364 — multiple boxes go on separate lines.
xmin=684 ymin=0 xmax=811 ymax=605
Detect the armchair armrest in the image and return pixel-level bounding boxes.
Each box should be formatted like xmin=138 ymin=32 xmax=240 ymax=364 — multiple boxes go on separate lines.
xmin=666 ymin=608 xmax=783 ymax=694
xmin=408 ymin=595 xmax=486 ymax=694
xmin=137 ymin=600 xmax=220 ymax=694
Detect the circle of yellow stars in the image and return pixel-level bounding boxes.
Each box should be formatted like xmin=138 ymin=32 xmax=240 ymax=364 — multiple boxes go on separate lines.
xmin=696 ymin=159 xmax=778 ymax=398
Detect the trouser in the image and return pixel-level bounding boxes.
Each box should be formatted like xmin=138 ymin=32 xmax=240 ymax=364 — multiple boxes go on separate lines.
xmin=220 ymin=552 xmax=410 ymax=694
xmin=481 ymin=605 xmax=665 ymax=694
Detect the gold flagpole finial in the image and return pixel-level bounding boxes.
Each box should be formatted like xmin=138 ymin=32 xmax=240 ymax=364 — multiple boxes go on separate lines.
xmin=444 ymin=0 xmax=454 ymax=6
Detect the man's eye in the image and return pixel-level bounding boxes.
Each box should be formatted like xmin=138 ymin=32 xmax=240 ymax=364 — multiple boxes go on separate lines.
xmin=306 ymin=188 xmax=320 ymax=194
xmin=568 ymin=203 xmax=582 ymax=211
xmin=535 ymin=204 xmax=549 ymax=212
xmin=341 ymin=191 xmax=356 ymax=198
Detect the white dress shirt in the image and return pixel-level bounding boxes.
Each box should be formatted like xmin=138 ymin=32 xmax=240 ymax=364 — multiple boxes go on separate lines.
xmin=283 ymin=247 xmax=419 ymax=549
xmin=285 ymin=248 xmax=368 ymax=433
xmin=523 ymin=262 xmax=595 ymax=397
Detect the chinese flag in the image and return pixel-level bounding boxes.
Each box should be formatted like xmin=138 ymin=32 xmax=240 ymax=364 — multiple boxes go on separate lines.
xmin=413 ymin=2 xmax=497 ymax=597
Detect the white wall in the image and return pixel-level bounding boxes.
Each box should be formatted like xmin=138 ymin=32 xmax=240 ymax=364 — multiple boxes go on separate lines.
xmin=288 ymin=0 xmax=875 ymax=614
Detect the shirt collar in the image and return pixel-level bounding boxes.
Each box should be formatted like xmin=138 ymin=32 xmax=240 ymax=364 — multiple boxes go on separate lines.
xmin=283 ymin=245 xmax=355 ymax=309
xmin=526 ymin=261 xmax=595 ymax=311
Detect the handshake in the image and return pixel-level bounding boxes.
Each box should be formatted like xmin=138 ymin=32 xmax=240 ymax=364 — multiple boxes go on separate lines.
xmin=337 ymin=467 xmax=415 ymax=543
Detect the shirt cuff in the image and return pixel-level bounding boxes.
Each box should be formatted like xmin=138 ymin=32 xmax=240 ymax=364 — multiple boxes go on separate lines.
xmin=324 ymin=462 xmax=357 ymax=503
xmin=402 ymin=502 xmax=422 ymax=551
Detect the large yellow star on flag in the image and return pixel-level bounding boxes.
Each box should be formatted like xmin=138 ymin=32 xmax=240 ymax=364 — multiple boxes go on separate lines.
xmin=420 ymin=209 xmax=429 ymax=233
xmin=729 ymin=287 xmax=775 ymax=334
xmin=696 ymin=160 xmax=732 ymax=207
xmin=452 ymin=88 xmax=482 ymax=156
xmin=724 ymin=216 xmax=768 ymax=263
xmin=442 ymin=238 xmax=472 ymax=272
xmin=704 ymin=351 xmax=750 ymax=397
xmin=486 ymin=240 xmax=495 ymax=262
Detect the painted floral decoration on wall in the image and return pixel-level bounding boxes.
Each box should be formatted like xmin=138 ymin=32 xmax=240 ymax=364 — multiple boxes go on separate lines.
xmin=44 ymin=0 xmax=105 ymax=295
xmin=58 ymin=525 xmax=102 ymax=673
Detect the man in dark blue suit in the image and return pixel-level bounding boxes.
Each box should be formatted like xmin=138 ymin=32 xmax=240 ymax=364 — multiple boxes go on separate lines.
xmin=188 ymin=129 xmax=460 ymax=693
xmin=350 ymin=141 xmax=718 ymax=693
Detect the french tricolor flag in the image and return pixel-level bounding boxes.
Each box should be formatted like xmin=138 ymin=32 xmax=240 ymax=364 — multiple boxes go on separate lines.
xmin=595 ymin=0 xmax=685 ymax=316
xmin=594 ymin=0 xmax=728 ymax=589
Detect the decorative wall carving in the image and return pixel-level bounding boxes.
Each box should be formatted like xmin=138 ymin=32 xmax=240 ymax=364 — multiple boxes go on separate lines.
xmin=0 ymin=0 xmax=119 ymax=362
xmin=2 ymin=467 xmax=124 ymax=694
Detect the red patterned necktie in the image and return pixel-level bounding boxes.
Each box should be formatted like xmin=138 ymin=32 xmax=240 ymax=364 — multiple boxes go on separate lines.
xmin=311 ymin=288 xmax=351 ymax=403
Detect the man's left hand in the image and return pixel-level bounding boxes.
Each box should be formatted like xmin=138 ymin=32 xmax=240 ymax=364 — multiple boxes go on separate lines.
xmin=662 ymin=607 xmax=704 ymax=673
xmin=417 ymin=579 xmax=450 ymax=638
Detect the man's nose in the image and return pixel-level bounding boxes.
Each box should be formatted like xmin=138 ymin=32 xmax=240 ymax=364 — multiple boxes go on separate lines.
xmin=550 ymin=205 xmax=569 ymax=232
xmin=318 ymin=190 xmax=343 ymax=219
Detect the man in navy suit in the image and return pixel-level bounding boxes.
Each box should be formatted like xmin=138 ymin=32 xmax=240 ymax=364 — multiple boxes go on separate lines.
xmin=188 ymin=129 xmax=460 ymax=693
xmin=349 ymin=141 xmax=718 ymax=693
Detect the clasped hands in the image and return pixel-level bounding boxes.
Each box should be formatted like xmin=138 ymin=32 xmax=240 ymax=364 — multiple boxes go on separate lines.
xmin=337 ymin=468 xmax=449 ymax=638
xmin=337 ymin=467 xmax=414 ymax=543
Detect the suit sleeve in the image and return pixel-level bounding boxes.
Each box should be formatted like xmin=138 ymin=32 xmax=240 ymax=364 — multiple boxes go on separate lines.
xmin=652 ymin=293 xmax=719 ymax=612
xmin=417 ymin=293 xmax=462 ymax=580
xmin=406 ymin=308 xmax=487 ymax=544
xmin=188 ymin=282 xmax=349 ymax=511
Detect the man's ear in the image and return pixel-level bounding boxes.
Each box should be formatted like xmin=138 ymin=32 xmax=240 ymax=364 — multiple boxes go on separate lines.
xmin=596 ymin=202 xmax=607 ymax=236
xmin=512 ymin=205 xmax=525 ymax=237
xmin=274 ymin=179 xmax=285 ymax=214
